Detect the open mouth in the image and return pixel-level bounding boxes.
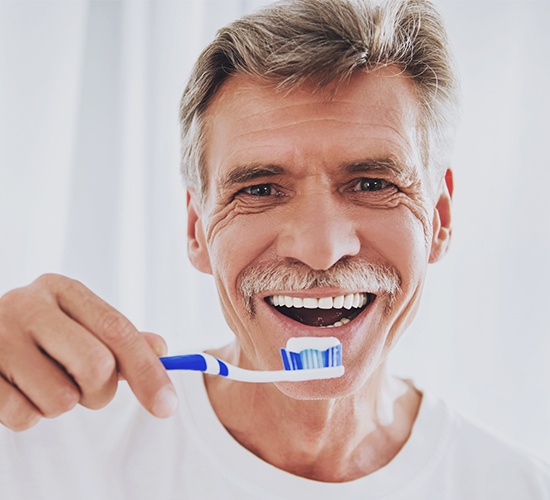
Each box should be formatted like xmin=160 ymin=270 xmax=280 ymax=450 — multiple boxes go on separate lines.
xmin=266 ymin=293 xmax=375 ymax=328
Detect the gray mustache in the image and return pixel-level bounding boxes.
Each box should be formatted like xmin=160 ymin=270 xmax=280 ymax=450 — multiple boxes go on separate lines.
xmin=238 ymin=258 xmax=401 ymax=316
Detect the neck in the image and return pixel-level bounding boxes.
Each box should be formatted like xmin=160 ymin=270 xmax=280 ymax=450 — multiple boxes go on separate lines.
xmin=205 ymin=343 xmax=422 ymax=482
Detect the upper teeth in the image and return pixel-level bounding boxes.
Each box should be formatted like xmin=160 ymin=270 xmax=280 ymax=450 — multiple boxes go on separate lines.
xmin=269 ymin=293 xmax=367 ymax=310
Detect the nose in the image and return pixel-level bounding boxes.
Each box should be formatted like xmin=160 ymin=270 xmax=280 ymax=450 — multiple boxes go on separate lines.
xmin=276 ymin=195 xmax=361 ymax=270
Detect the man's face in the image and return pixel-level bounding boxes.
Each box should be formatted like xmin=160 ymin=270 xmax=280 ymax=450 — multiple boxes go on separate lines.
xmin=187 ymin=67 xmax=452 ymax=398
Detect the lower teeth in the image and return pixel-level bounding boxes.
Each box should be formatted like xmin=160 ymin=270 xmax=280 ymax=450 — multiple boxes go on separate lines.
xmin=322 ymin=317 xmax=351 ymax=328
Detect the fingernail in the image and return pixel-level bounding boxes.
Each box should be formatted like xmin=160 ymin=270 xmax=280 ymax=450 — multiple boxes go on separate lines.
xmin=152 ymin=386 xmax=178 ymax=418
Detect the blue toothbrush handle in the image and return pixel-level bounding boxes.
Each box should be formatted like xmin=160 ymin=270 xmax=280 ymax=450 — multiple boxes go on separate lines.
xmin=160 ymin=354 xmax=208 ymax=371
xmin=160 ymin=353 xmax=229 ymax=376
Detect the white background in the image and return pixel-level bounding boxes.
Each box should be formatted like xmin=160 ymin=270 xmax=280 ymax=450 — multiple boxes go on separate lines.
xmin=1 ymin=0 xmax=549 ymax=461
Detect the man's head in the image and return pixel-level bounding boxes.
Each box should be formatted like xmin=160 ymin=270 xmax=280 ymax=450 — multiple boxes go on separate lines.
xmin=180 ymin=0 xmax=459 ymax=199
xmin=181 ymin=0 xmax=458 ymax=399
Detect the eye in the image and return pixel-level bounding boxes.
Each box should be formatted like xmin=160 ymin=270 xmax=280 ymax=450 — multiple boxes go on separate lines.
xmin=242 ymin=184 xmax=274 ymax=197
xmin=351 ymin=178 xmax=391 ymax=192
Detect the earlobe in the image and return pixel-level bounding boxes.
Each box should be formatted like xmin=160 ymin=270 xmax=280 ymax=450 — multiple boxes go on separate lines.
xmin=187 ymin=190 xmax=213 ymax=274
xmin=429 ymin=169 xmax=453 ymax=263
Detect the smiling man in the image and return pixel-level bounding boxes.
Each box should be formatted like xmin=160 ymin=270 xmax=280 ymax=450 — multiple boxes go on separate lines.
xmin=191 ymin=66 xmax=442 ymax=481
xmin=1 ymin=0 xmax=549 ymax=498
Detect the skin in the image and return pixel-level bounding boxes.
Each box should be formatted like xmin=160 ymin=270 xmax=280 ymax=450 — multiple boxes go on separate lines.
xmin=187 ymin=67 xmax=453 ymax=481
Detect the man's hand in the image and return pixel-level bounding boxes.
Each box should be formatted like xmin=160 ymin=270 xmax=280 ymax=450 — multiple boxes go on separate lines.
xmin=0 ymin=274 xmax=178 ymax=431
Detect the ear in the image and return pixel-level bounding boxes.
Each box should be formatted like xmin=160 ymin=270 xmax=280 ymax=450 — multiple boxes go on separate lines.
xmin=187 ymin=190 xmax=213 ymax=274
xmin=429 ymin=169 xmax=454 ymax=263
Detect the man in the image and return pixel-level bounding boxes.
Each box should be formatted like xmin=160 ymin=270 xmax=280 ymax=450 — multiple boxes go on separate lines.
xmin=1 ymin=0 xmax=549 ymax=498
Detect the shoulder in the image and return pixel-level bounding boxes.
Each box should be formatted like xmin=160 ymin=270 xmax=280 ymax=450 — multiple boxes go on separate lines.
xmin=422 ymin=392 xmax=550 ymax=498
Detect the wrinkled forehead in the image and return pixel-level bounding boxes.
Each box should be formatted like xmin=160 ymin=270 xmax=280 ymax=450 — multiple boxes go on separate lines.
xmin=200 ymin=68 xmax=425 ymax=196
xmin=204 ymin=67 xmax=422 ymax=130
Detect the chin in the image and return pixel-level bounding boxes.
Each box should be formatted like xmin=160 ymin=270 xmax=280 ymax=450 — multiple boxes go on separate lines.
xmin=274 ymin=366 xmax=370 ymax=401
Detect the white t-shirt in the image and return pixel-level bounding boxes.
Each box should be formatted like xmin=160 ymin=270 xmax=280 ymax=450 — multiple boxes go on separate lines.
xmin=1 ymin=371 xmax=549 ymax=499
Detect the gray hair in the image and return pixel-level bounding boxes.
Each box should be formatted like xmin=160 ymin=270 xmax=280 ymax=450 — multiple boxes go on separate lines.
xmin=179 ymin=0 xmax=460 ymax=198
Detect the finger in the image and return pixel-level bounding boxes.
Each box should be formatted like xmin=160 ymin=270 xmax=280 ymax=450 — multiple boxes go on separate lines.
xmin=117 ymin=333 xmax=167 ymax=381
xmin=1 ymin=341 xmax=80 ymax=418
xmin=31 ymin=310 xmax=118 ymax=410
xmin=54 ymin=279 xmax=178 ymax=418
xmin=141 ymin=332 xmax=168 ymax=357
xmin=0 ymin=375 xmax=41 ymax=432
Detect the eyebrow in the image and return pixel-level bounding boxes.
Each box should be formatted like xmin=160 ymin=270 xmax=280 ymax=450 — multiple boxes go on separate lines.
xmin=219 ymin=163 xmax=286 ymax=192
xmin=341 ymin=158 xmax=415 ymax=180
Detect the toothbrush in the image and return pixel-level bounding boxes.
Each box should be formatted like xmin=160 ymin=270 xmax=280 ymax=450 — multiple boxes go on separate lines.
xmin=159 ymin=336 xmax=344 ymax=383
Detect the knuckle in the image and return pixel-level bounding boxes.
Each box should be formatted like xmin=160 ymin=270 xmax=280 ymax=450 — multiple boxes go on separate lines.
xmin=76 ymin=348 xmax=117 ymax=388
xmin=54 ymin=275 xmax=84 ymax=298
xmin=0 ymin=290 xmax=36 ymax=346
xmin=42 ymin=385 xmax=80 ymax=418
xmin=88 ymin=348 xmax=117 ymax=382
xmin=1 ymin=274 xmax=70 ymax=316
xmin=33 ymin=274 xmax=84 ymax=303
xmin=98 ymin=311 xmax=136 ymax=347
xmin=33 ymin=273 xmax=60 ymax=287
xmin=0 ymin=281 xmax=58 ymax=335
xmin=31 ymin=273 xmax=66 ymax=298
xmin=0 ymin=287 xmax=31 ymax=316
xmin=0 ymin=393 xmax=41 ymax=432
xmin=74 ymin=350 xmax=118 ymax=411
xmin=6 ymin=411 xmax=41 ymax=433
xmin=80 ymin=383 xmax=117 ymax=411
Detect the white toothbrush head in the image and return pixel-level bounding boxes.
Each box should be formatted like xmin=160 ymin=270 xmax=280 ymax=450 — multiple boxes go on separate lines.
xmin=280 ymin=337 xmax=342 ymax=371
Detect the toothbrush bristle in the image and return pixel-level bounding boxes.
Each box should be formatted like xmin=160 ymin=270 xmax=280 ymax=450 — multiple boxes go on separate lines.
xmin=280 ymin=337 xmax=342 ymax=371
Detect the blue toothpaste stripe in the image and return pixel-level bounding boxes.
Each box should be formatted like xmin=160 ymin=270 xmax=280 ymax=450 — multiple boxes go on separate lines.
xmin=280 ymin=344 xmax=342 ymax=371
xmin=280 ymin=349 xmax=291 ymax=370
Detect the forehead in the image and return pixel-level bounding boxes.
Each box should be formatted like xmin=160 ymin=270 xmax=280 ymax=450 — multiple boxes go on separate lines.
xmin=202 ymin=67 xmax=423 ymax=192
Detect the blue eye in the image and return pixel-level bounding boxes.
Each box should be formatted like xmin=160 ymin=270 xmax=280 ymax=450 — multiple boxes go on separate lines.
xmin=245 ymin=184 xmax=273 ymax=196
xmin=353 ymin=178 xmax=389 ymax=191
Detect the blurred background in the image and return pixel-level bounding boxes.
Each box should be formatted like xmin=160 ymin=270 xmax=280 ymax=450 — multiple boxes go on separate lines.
xmin=1 ymin=0 xmax=549 ymax=460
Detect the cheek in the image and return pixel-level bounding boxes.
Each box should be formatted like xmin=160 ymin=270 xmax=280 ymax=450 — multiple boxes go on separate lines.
xmin=370 ymin=207 xmax=431 ymax=350
xmin=363 ymin=206 xmax=430 ymax=284
xmin=206 ymin=211 xmax=277 ymax=297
